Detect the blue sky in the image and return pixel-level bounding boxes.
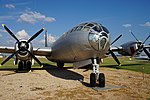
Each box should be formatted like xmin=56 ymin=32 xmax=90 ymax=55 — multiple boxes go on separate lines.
xmin=0 ymin=0 xmax=150 ymax=47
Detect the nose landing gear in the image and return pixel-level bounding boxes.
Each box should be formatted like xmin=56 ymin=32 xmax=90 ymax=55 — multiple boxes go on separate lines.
xmin=90 ymin=58 xmax=105 ymax=87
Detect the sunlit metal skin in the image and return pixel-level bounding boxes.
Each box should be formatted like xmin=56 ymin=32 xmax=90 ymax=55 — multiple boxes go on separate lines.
xmin=47 ymin=22 xmax=110 ymax=63
xmin=46 ymin=22 xmax=111 ymax=87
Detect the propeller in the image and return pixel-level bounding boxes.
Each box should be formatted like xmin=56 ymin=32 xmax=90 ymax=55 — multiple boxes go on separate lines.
xmin=129 ymin=30 xmax=139 ymax=42
xmin=108 ymin=35 xmax=122 ymax=66
xmin=2 ymin=24 xmax=19 ymax=42
xmin=111 ymin=35 xmax=122 ymax=45
xmin=143 ymin=48 xmax=150 ymax=58
xmin=27 ymin=28 xmax=45 ymax=43
xmin=1 ymin=50 xmax=20 ymax=65
xmin=25 ymin=48 xmax=42 ymax=66
xmin=1 ymin=24 xmax=44 ymax=66
xmin=130 ymin=30 xmax=150 ymax=59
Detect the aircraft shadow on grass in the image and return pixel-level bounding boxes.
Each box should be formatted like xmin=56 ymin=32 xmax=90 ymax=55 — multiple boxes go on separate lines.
xmin=43 ymin=64 xmax=93 ymax=87
xmin=43 ymin=64 xmax=84 ymax=81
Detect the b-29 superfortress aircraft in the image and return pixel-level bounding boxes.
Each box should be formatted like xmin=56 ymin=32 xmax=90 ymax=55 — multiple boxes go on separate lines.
xmin=0 ymin=22 xmax=149 ymax=87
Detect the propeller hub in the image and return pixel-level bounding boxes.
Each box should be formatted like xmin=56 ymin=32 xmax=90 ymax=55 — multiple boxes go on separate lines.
xmin=14 ymin=40 xmax=32 ymax=58
xmin=18 ymin=41 xmax=29 ymax=49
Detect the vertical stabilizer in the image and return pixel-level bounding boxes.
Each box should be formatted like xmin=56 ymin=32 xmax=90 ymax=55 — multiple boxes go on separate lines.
xmin=45 ymin=30 xmax=48 ymax=47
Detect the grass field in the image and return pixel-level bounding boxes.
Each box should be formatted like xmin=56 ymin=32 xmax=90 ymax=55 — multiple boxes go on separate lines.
xmin=0 ymin=56 xmax=150 ymax=74
xmin=101 ymin=57 xmax=150 ymax=74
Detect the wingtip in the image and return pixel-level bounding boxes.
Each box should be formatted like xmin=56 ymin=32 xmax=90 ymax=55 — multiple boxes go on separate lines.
xmin=42 ymin=28 xmax=45 ymax=30
xmin=2 ymin=24 xmax=5 ymax=27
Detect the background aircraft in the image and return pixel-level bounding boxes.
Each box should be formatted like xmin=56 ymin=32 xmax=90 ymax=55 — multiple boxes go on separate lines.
xmin=111 ymin=31 xmax=150 ymax=59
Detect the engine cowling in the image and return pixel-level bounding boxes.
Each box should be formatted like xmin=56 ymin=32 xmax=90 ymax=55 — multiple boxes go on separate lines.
xmin=15 ymin=40 xmax=33 ymax=60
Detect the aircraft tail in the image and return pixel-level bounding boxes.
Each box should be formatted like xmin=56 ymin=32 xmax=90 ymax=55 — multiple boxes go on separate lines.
xmin=45 ymin=30 xmax=48 ymax=47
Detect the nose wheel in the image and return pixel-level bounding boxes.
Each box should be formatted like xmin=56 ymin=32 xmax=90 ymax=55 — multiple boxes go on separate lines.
xmin=90 ymin=58 xmax=105 ymax=87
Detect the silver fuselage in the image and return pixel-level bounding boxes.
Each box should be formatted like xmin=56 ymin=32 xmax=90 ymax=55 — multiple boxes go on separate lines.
xmin=47 ymin=22 xmax=110 ymax=63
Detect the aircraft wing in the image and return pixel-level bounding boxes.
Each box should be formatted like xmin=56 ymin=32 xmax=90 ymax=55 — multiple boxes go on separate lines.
xmin=110 ymin=46 xmax=123 ymax=52
xmin=0 ymin=46 xmax=52 ymax=56
xmin=0 ymin=46 xmax=15 ymax=53
xmin=33 ymin=47 xmax=52 ymax=56
xmin=144 ymin=45 xmax=150 ymax=49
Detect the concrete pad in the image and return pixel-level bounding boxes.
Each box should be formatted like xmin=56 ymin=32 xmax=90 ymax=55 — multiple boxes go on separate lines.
xmin=92 ymin=84 xmax=125 ymax=91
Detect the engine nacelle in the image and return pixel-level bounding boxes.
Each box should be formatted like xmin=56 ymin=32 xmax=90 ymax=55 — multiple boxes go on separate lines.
xmin=15 ymin=40 xmax=33 ymax=60
xmin=118 ymin=41 xmax=142 ymax=56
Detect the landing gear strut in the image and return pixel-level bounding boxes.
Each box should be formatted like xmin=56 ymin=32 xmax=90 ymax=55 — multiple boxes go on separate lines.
xmin=90 ymin=58 xmax=105 ymax=87
xmin=57 ymin=62 xmax=64 ymax=68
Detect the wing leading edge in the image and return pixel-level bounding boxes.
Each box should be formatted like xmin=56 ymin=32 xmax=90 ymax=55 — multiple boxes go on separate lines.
xmin=0 ymin=46 xmax=52 ymax=57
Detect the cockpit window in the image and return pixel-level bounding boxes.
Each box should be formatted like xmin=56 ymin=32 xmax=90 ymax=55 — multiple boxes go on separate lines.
xmin=102 ymin=26 xmax=109 ymax=33
xmin=76 ymin=26 xmax=83 ymax=31
xmin=70 ymin=29 xmax=74 ymax=33
xmin=86 ymin=23 xmax=94 ymax=27
xmin=92 ymin=26 xmax=102 ymax=32
xmin=82 ymin=26 xmax=90 ymax=31
xmin=79 ymin=23 xmax=88 ymax=26
xmin=74 ymin=26 xmax=78 ymax=31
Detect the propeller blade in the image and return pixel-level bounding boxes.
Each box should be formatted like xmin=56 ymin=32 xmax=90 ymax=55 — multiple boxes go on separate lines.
xmin=111 ymin=35 xmax=122 ymax=45
xmin=109 ymin=50 xmax=121 ymax=66
xmin=129 ymin=30 xmax=139 ymax=42
xmin=143 ymin=35 xmax=150 ymax=44
xmin=143 ymin=48 xmax=150 ymax=58
xmin=2 ymin=24 xmax=19 ymax=42
xmin=1 ymin=50 xmax=19 ymax=65
xmin=25 ymin=48 xmax=42 ymax=66
xmin=27 ymin=28 xmax=45 ymax=43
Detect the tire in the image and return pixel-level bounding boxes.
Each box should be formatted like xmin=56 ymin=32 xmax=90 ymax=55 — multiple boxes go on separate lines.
xmin=57 ymin=62 xmax=64 ymax=68
xmin=90 ymin=73 xmax=96 ymax=87
xmin=27 ymin=61 xmax=31 ymax=71
xmin=99 ymin=73 xmax=105 ymax=87
xmin=18 ymin=61 xmax=23 ymax=71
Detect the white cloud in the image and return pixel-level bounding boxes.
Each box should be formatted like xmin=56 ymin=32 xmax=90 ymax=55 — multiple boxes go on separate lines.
xmin=48 ymin=34 xmax=56 ymax=43
xmin=16 ymin=30 xmax=29 ymax=39
xmin=141 ymin=22 xmax=150 ymax=27
xmin=40 ymin=34 xmax=56 ymax=45
xmin=5 ymin=4 xmax=15 ymax=9
xmin=122 ymin=24 xmax=132 ymax=28
xmin=18 ymin=10 xmax=56 ymax=24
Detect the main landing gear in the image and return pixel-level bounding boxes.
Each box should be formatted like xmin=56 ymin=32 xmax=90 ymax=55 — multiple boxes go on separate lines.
xmin=90 ymin=58 xmax=105 ymax=87
xmin=18 ymin=60 xmax=31 ymax=72
xmin=57 ymin=62 xmax=64 ymax=68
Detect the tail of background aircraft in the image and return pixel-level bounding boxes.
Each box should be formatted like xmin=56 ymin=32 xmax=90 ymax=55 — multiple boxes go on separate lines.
xmin=45 ymin=30 xmax=48 ymax=47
